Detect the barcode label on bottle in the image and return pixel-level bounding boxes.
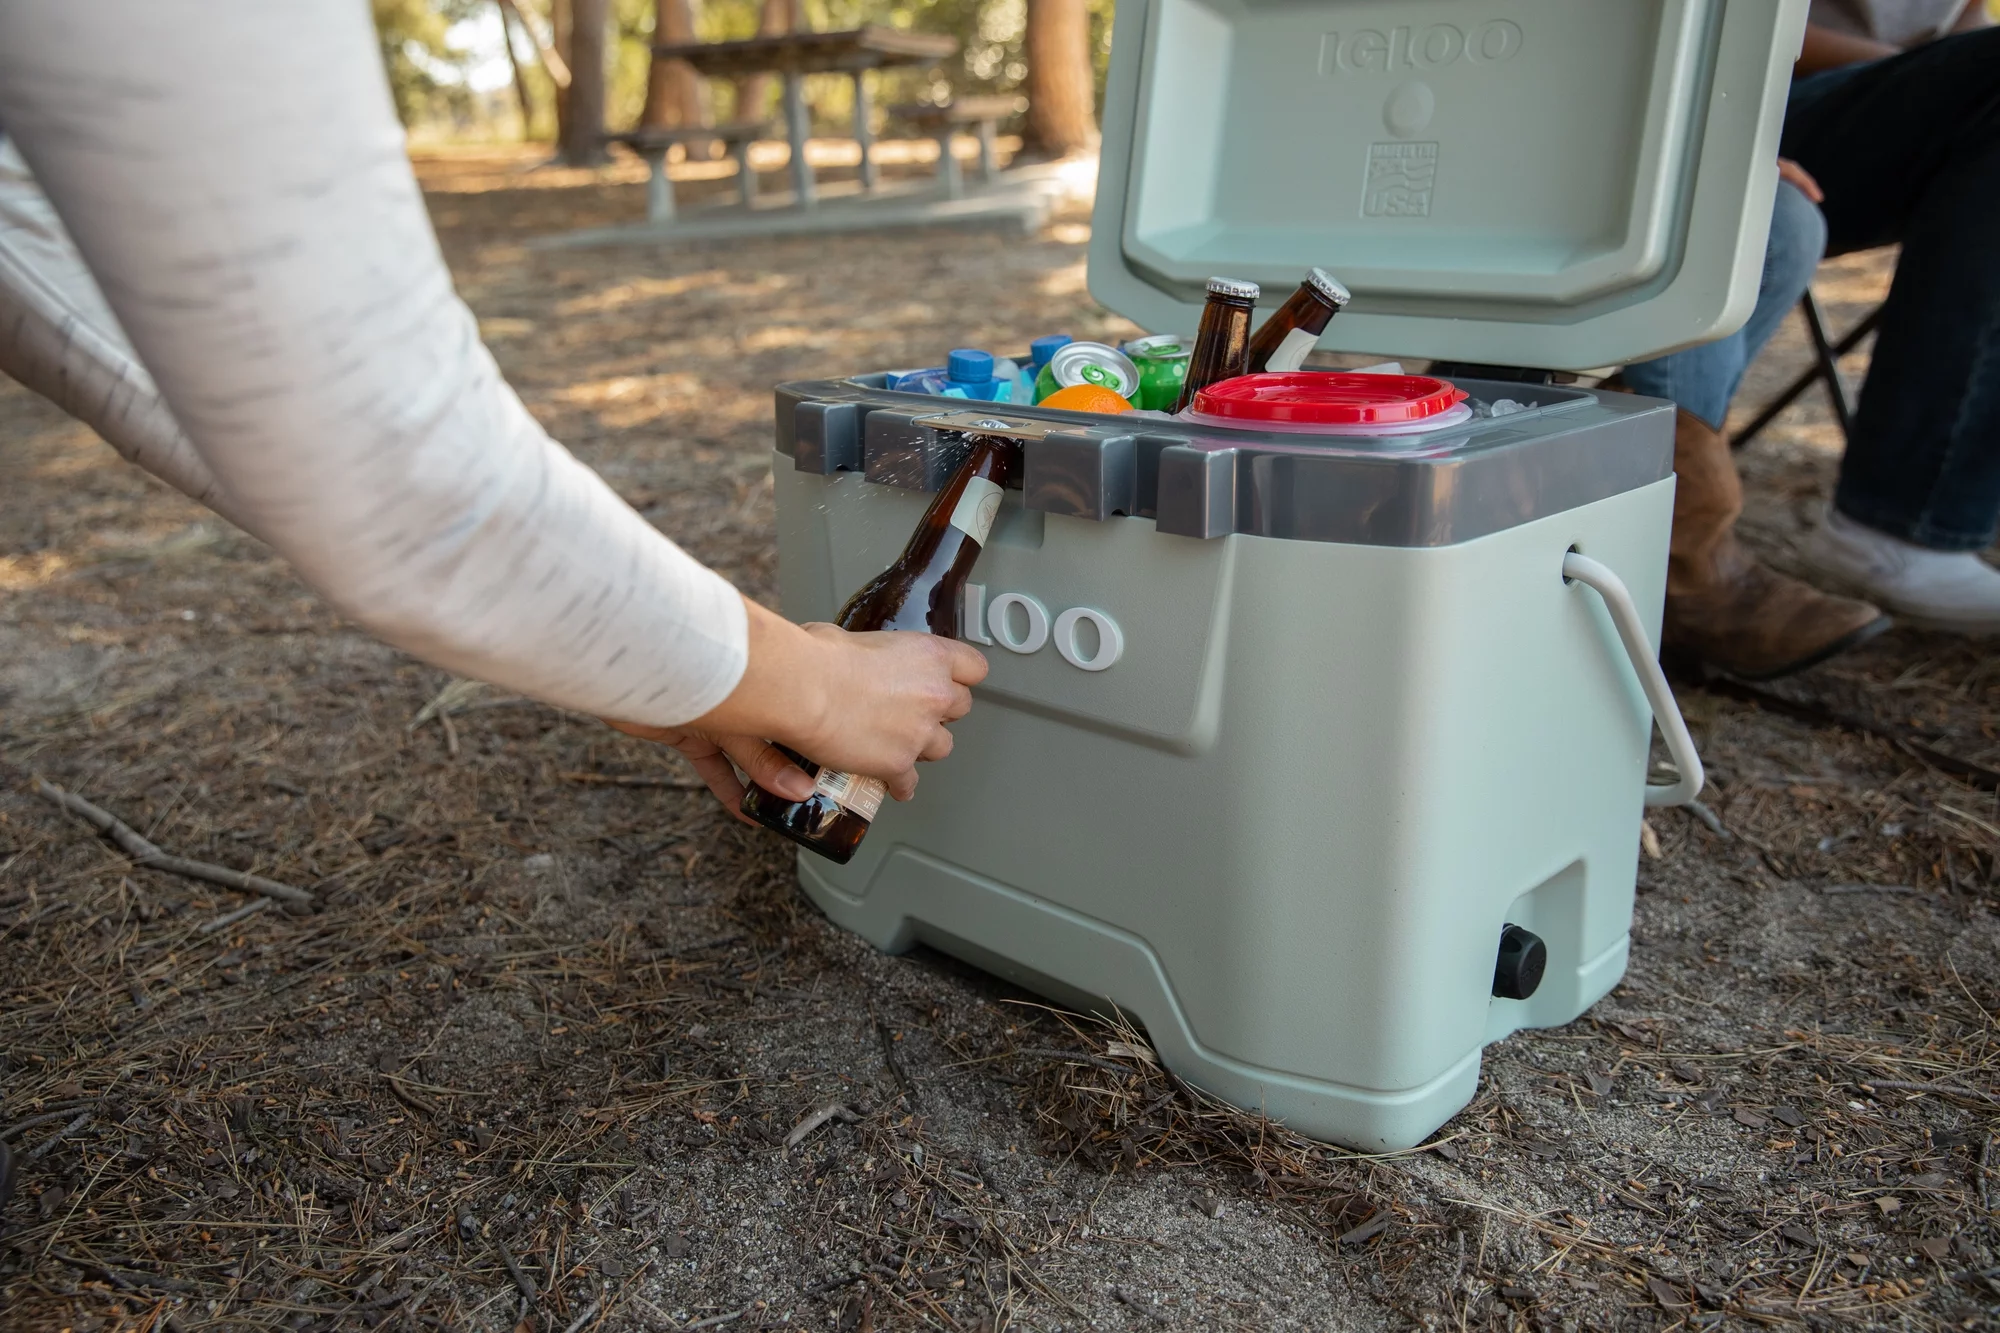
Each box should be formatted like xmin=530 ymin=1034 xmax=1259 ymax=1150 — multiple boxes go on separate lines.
xmin=1265 ymin=327 xmax=1323 ymax=373
xmin=948 ymin=476 xmax=1005 ymax=546
xmin=813 ymin=768 xmax=885 ymax=821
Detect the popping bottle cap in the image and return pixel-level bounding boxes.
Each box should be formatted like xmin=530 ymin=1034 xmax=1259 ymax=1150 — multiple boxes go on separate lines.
xmin=1028 ymin=334 xmax=1074 ymax=366
xmin=1206 ymin=277 xmax=1260 ymax=301
xmin=1305 ymin=267 xmax=1352 ymax=308
xmin=947 ymin=348 xmax=995 ymax=382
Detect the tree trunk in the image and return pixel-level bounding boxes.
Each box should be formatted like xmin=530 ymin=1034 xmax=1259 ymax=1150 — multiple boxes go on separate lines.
xmin=495 ymin=0 xmax=537 ymax=138
xmin=642 ymin=0 xmax=704 ymax=129
xmin=732 ymin=0 xmax=795 ymax=125
xmin=1023 ymin=0 xmax=1096 ymax=156
xmin=559 ymin=0 xmax=609 ymax=165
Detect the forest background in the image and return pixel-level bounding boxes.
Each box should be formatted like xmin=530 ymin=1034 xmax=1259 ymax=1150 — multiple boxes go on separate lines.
xmin=371 ymin=0 xmax=1114 ymax=158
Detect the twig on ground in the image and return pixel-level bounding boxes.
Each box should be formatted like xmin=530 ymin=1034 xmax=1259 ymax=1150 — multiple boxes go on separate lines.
xmin=384 ymin=1075 xmax=443 ymax=1118
xmin=684 ymin=1307 xmax=752 ymax=1330
xmin=1857 ymin=1080 xmax=2000 ymax=1105
xmin=560 ymin=771 xmax=705 ymax=790
xmin=1682 ymin=799 xmax=1732 ymax=840
xmin=1697 ymin=677 xmax=2000 ymax=791
xmin=0 ymin=1103 xmax=94 ymax=1141
xmin=1017 ymin=1046 xmax=1142 ymax=1075
xmin=35 ymin=779 xmax=313 ymax=911
xmin=783 ymin=1102 xmax=859 ymax=1152
xmin=560 ymin=1296 xmax=602 ymax=1333
xmin=1981 ymin=1135 xmax=1994 ymax=1223
xmin=409 ymin=677 xmax=488 ymax=729
xmin=23 ymin=1111 xmax=92 ymax=1161
xmin=871 ymin=1005 xmax=919 ymax=1107
xmin=498 ymin=1241 xmax=539 ymax=1305
xmin=198 ymin=896 xmax=273 ymax=936
xmin=46 ymin=1249 xmax=197 ymax=1294
xmin=1823 ymin=883 xmax=1920 ymax=896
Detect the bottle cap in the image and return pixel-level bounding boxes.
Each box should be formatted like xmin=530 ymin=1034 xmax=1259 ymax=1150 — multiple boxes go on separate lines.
xmin=1189 ymin=372 xmax=1468 ymax=425
xmin=947 ymin=348 xmax=994 ymax=382
xmin=1028 ymin=334 xmax=1074 ymax=367
xmin=1305 ymin=267 xmax=1351 ymax=308
xmin=1206 ymin=277 xmax=1261 ymax=301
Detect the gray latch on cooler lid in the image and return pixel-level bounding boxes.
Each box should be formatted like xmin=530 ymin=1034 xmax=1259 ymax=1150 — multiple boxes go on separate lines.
xmin=1155 ymin=445 xmax=1236 ymax=539
xmin=792 ymin=400 xmax=865 ymax=475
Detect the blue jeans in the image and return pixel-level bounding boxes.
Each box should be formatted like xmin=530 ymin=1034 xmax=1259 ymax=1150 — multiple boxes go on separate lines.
xmin=1629 ymin=29 xmax=2000 ymax=551
xmin=1785 ymin=29 xmax=2000 ymax=551
xmin=1620 ymin=181 xmax=1826 ymax=431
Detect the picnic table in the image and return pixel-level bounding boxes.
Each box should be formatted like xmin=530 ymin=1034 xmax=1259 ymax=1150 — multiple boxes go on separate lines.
xmin=605 ymin=121 xmax=777 ymax=222
xmin=652 ymin=26 xmax=959 ymax=209
xmin=885 ymin=95 xmax=1026 ymax=198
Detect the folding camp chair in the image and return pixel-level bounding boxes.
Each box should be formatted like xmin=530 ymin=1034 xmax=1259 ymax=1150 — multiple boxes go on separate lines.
xmin=1731 ymin=289 xmax=1884 ymax=449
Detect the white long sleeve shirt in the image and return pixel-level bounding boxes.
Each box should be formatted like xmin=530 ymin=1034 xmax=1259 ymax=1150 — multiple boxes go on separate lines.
xmin=0 ymin=0 xmax=748 ymax=727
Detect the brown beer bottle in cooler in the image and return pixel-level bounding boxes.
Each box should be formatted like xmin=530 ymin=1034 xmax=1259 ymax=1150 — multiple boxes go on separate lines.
xmin=740 ymin=430 xmax=1020 ymax=863
xmin=1170 ymin=277 xmax=1260 ymax=414
xmin=1245 ymin=267 xmax=1351 ymax=373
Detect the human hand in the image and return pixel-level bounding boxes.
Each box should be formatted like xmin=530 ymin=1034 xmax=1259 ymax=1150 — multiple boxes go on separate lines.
xmin=1778 ymin=157 xmax=1823 ymax=204
xmin=603 ymin=598 xmax=988 ymax=816
xmin=601 ymin=718 xmax=817 ymax=823
xmin=786 ymin=622 xmax=988 ymax=793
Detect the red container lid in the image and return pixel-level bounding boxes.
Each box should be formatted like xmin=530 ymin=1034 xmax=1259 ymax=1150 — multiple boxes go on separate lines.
xmin=1191 ymin=372 xmax=1469 ymax=426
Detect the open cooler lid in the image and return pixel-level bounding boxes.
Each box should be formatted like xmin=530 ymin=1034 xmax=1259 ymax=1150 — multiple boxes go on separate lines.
xmin=1087 ymin=0 xmax=1810 ymax=371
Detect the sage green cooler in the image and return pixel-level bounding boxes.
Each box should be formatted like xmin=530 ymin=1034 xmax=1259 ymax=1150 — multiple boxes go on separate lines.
xmin=767 ymin=0 xmax=1809 ymax=1151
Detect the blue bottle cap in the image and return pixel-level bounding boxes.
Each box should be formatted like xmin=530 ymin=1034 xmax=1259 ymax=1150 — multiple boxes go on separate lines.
xmin=1029 ymin=334 xmax=1074 ymax=367
xmin=947 ymin=348 xmax=994 ymax=383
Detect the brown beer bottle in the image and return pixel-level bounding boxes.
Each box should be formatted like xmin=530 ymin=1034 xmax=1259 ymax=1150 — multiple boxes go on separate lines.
xmin=739 ymin=431 xmax=1020 ymax=864
xmin=1245 ymin=267 xmax=1351 ymax=373
xmin=1170 ymin=277 xmax=1260 ymax=414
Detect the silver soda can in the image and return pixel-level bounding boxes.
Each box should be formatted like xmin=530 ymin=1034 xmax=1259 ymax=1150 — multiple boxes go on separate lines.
xmin=1037 ymin=341 xmax=1142 ymax=403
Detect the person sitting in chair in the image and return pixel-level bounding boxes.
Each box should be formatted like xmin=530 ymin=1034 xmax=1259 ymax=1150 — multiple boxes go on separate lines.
xmin=1621 ymin=0 xmax=1997 ymax=678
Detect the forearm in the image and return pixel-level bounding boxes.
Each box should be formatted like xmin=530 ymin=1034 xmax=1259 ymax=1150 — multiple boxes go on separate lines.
xmin=0 ymin=0 xmax=749 ymax=727
xmin=1796 ymin=23 xmax=1901 ymax=74
xmin=683 ymin=599 xmax=832 ymax=745
xmin=0 ymin=142 xmax=248 ymax=531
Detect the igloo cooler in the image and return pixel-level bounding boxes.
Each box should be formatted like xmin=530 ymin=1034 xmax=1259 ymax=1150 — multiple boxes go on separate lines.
xmin=766 ymin=0 xmax=1810 ymax=1151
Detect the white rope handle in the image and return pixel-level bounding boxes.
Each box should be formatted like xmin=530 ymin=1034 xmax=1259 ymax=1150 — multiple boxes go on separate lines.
xmin=1562 ymin=551 xmax=1705 ymax=808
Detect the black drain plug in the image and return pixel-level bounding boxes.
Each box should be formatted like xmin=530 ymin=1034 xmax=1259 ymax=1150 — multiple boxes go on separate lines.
xmin=1492 ymin=924 xmax=1547 ymax=1000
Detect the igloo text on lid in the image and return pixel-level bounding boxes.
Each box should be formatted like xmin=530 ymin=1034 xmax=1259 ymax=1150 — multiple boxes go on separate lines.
xmin=1318 ymin=21 xmax=1523 ymax=76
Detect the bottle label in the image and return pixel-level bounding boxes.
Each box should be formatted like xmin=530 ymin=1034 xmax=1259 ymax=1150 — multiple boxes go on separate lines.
xmin=813 ymin=768 xmax=885 ymax=822
xmin=1265 ymin=327 xmax=1322 ymax=373
xmin=947 ymin=475 xmax=1005 ymax=546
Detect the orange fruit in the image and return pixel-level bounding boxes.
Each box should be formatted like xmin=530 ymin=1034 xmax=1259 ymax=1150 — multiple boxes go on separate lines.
xmin=1038 ymin=384 xmax=1134 ymax=414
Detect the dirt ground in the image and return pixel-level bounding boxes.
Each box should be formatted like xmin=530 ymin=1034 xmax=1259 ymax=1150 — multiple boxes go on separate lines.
xmin=2 ymin=145 xmax=1998 ymax=1333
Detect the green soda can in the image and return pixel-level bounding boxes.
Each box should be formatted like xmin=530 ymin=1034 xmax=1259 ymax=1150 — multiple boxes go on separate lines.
xmin=1033 ymin=341 xmax=1141 ymax=405
xmin=1121 ymin=334 xmax=1193 ymax=412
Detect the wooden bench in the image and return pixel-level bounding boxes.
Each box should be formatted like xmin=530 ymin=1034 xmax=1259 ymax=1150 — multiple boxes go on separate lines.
xmin=885 ymin=96 xmax=1026 ymax=198
xmin=605 ymin=121 xmax=778 ymax=222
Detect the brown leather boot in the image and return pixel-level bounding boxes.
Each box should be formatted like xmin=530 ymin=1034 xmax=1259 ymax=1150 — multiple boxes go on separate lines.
xmin=1662 ymin=409 xmax=1889 ymax=679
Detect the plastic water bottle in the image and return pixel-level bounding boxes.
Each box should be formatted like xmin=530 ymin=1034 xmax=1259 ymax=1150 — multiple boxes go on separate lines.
xmin=1017 ymin=334 xmax=1073 ymax=404
xmin=990 ymin=357 xmax=1021 ymax=402
xmin=890 ymin=349 xmax=1006 ymax=400
xmin=942 ymin=349 xmax=1003 ymax=400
